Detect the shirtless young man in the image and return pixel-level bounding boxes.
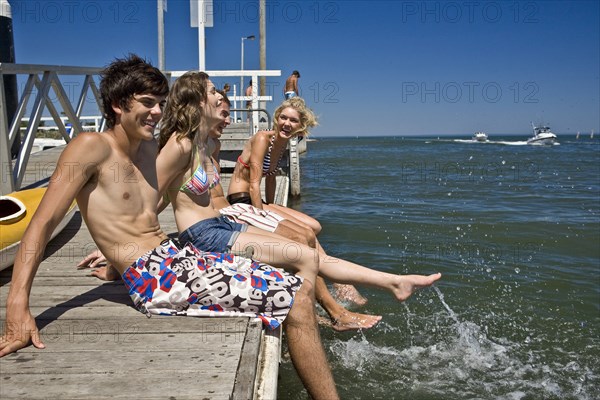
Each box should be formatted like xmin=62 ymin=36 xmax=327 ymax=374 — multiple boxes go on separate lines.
xmin=284 ymin=70 xmax=300 ymax=99
xmin=0 ymin=56 xmax=348 ymax=399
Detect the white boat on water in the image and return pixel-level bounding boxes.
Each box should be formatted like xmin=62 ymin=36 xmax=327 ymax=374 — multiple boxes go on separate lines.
xmin=528 ymin=123 xmax=558 ymax=145
xmin=472 ymin=131 xmax=488 ymax=142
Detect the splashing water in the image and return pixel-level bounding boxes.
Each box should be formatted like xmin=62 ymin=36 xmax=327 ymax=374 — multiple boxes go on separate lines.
xmin=322 ymin=286 xmax=599 ymax=399
xmin=433 ymin=286 xmax=459 ymax=323
xmin=403 ymin=302 xmax=414 ymax=347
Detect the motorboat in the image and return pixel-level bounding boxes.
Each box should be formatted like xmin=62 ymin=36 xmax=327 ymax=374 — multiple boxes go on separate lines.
xmin=472 ymin=131 xmax=488 ymax=141
xmin=527 ymin=123 xmax=558 ymax=145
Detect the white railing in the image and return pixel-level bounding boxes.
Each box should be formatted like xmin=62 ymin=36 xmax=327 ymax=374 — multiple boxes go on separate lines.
xmin=0 ymin=63 xmax=281 ymax=194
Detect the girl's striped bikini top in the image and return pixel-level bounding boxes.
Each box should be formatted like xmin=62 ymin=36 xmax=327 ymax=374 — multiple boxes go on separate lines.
xmin=237 ymin=134 xmax=285 ymax=177
xmin=179 ymin=150 xmax=221 ymax=196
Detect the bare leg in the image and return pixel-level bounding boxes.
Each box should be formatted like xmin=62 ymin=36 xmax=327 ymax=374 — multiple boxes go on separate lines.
xmin=284 ymin=279 xmax=339 ymax=399
xmin=317 ymin=253 xmax=442 ymax=301
xmin=331 ymin=283 xmax=368 ymax=306
xmin=248 ymin=225 xmax=379 ymax=331
xmin=267 ymin=205 xmax=372 ymax=306
xmin=231 ymin=231 xmax=319 ymax=285
xmin=264 ymin=203 xmax=322 ymax=235
xmin=313 ymin=236 xmax=368 ymax=306
xmin=315 ymin=277 xmax=381 ymax=332
xmin=275 ymin=221 xmax=368 ymax=306
xmin=275 ymin=219 xmax=317 ymax=248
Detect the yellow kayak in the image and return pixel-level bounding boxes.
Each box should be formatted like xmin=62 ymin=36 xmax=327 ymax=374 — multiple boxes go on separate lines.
xmin=0 ymin=188 xmax=77 ymax=271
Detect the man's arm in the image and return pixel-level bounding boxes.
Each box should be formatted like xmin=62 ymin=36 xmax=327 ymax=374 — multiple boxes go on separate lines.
xmin=0 ymin=133 xmax=107 ymax=357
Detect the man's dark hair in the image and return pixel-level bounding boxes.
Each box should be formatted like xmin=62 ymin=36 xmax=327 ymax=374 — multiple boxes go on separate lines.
xmin=100 ymin=54 xmax=169 ymax=128
xmin=292 ymin=70 xmax=300 ymax=78
xmin=217 ymin=89 xmax=231 ymax=106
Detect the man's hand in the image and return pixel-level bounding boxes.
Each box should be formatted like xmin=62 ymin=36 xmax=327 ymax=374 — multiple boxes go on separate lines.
xmin=77 ymin=249 xmax=121 ymax=281
xmin=89 ymin=265 xmax=121 ymax=281
xmin=76 ymin=249 xmax=107 ymax=269
xmin=0 ymin=310 xmax=44 ymax=357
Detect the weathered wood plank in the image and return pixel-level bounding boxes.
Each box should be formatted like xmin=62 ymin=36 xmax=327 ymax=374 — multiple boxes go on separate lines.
xmin=0 ymin=314 xmax=250 ymax=356
xmin=2 ymin=344 xmax=243 ymax=369
xmin=232 ymin=319 xmax=263 ymax=399
xmin=1 ymin=374 xmax=235 ymax=399
xmin=1 ymin=379 xmax=234 ymax=399
xmin=0 ymin=314 xmax=253 ymax=336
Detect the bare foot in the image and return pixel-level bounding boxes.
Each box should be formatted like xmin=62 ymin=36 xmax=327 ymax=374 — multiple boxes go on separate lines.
xmin=317 ymin=311 xmax=381 ymax=332
xmin=391 ymin=273 xmax=442 ymax=301
xmin=317 ymin=314 xmax=332 ymax=327
xmin=333 ymin=283 xmax=368 ymax=306
xmin=330 ymin=311 xmax=381 ymax=332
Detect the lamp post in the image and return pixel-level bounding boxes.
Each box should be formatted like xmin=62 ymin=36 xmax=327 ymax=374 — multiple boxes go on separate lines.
xmin=240 ymin=35 xmax=255 ymax=113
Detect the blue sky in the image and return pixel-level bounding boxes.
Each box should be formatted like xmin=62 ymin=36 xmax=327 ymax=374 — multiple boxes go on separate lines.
xmin=6 ymin=0 xmax=600 ymax=137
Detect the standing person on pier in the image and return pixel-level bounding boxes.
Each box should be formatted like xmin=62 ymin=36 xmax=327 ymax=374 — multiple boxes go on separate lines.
xmin=284 ymin=70 xmax=300 ymax=99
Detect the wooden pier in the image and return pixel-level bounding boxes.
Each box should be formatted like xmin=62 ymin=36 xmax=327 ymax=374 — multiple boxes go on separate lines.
xmin=0 ymin=141 xmax=292 ymax=399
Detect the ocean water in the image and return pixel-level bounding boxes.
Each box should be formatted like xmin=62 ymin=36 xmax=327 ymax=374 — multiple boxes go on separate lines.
xmin=278 ymin=135 xmax=600 ymax=400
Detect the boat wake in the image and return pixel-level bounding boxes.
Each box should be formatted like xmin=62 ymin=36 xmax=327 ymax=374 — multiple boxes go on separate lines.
xmin=451 ymin=139 xmax=560 ymax=146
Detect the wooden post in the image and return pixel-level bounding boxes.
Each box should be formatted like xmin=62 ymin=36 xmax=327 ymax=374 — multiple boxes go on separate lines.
xmin=289 ymin=137 xmax=301 ymax=197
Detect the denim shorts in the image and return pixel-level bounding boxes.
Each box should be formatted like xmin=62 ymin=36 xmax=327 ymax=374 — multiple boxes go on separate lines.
xmin=179 ymin=216 xmax=248 ymax=253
